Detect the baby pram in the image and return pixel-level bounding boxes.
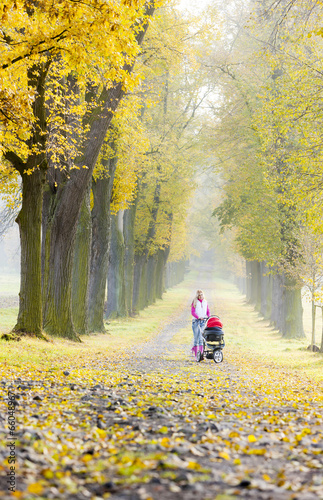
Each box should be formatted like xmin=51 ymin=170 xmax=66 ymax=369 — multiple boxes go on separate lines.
xmin=197 ymin=315 xmax=225 ymax=363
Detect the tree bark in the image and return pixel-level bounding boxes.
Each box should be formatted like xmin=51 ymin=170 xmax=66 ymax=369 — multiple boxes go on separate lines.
xmin=311 ymin=297 xmax=316 ymax=350
xmin=248 ymin=261 xmax=261 ymax=308
xmin=147 ymin=254 xmax=158 ymax=304
xmin=72 ymin=185 xmax=91 ymax=334
xmin=123 ymin=201 xmax=138 ymax=315
xmin=88 ymin=154 xmax=117 ymax=331
xmin=14 ymin=169 xmax=46 ymax=337
xmin=42 ymin=192 xmax=82 ymax=340
xmin=106 ymin=211 xmax=126 ymax=318
xmin=281 ymin=276 xmax=304 ymax=338
xmin=265 ymin=271 xmax=273 ymax=321
xmin=246 ymin=260 xmax=252 ymax=302
xmin=320 ymin=307 xmax=323 ymax=353
xmin=260 ymin=261 xmax=268 ymax=318
xmin=165 ymin=260 xmax=186 ymax=288
xmin=271 ymin=271 xmax=284 ymax=332
xmin=156 ymin=249 xmax=167 ymax=298
xmin=133 ymin=253 xmax=148 ymax=313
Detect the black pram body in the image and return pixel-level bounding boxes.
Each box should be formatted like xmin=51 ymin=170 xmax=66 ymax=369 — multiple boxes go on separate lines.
xmin=202 ymin=316 xmax=225 ymax=362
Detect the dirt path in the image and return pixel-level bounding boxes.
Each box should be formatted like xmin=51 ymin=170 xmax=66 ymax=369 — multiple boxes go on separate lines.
xmin=0 ymin=276 xmax=322 ymax=500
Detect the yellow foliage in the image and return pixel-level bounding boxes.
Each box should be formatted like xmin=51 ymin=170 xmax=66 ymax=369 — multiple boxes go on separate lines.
xmin=0 ymin=0 xmax=151 ymax=202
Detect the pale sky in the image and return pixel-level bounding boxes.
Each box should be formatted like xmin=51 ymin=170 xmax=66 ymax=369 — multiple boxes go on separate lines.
xmin=178 ymin=0 xmax=212 ymax=13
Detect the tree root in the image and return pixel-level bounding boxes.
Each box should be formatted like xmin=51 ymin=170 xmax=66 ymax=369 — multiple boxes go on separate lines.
xmin=1 ymin=329 xmax=50 ymax=342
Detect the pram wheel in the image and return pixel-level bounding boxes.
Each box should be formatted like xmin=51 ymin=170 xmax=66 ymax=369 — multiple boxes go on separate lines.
xmin=196 ymin=351 xmax=202 ymax=362
xmin=213 ymin=349 xmax=223 ymax=364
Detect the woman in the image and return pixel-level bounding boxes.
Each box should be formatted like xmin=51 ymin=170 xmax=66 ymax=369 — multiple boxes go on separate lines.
xmin=191 ymin=289 xmax=210 ymax=360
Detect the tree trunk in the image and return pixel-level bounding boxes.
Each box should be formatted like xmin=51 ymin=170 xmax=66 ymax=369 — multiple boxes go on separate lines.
xmin=260 ymin=261 xmax=268 ymax=318
xmin=88 ymin=154 xmax=117 ymax=331
xmin=320 ymin=307 xmax=323 ymax=353
xmin=255 ymin=261 xmax=262 ymax=312
xmin=271 ymin=271 xmax=284 ymax=331
xmin=106 ymin=211 xmax=126 ymax=318
xmin=42 ymin=191 xmax=82 ymax=340
xmin=249 ymin=261 xmax=260 ymax=307
xmin=281 ymin=276 xmax=304 ymax=338
xmin=311 ymin=297 xmax=316 ymax=350
xmin=133 ymin=253 xmax=148 ymax=313
xmin=14 ymin=169 xmax=46 ymax=337
xmin=165 ymin=260 xmax=186 ymax=288
xmin=147 ymin=254 xmax=158 ymax=304
xmin=265 ymin=271 xmax=273 ymax=321
xmin=124 ymin=202 xmax=138 ymax=315
xmin=72 ymin=185 xmax=91 ymax=334
xmin=246 ymin=260 xmax=252 ymax=302
xmin=155 ymin=249 xmax=167 ymax=299
xmin=165 ymin=261 xmax=173 ymax=288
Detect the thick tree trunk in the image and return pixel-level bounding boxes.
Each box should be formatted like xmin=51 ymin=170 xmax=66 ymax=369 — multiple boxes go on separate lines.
xmin=249 ymin=261 xmax=261 ymax=308
xmin=124 ymin=202 xmax=138 ymax=315
xmin=72 ymin=186 xmax=91 ymax=334
xmin=105 ymin=214 xmax=118 ymax=319
xmin=255 ymin=261 xmax=262 ymax=312
xmin=246 ymin=260 xmax=252 ymax=302
xmin=147 ymin=254 xmax=158 ymax=304
xmin=106 ymin=211 xmax=126 ymax=318
xmin=270 ymin=272 xmax=304 ymax=338
xmin=42 ymin=193 xmax=81 ymax=340
xmin=133 ymin=253 xmax=148 ymax=313
xmin=282 ymin=276 xmax=304 ymax=338
xmin=311 ymin=298 xmax=316 ymax=350
xmin=265 ymin=271 xmax=273 ymax=320
xmin=260 ymin=261 xmax=268 ymax=318
xmin=88 ymin=154 xmax=117 ymax=331
xmin=132 ymin=248 xmax=169 ymax=311
xmin=14 ymin=170 xmax=46 ymax=337
xmin=165 ymin=260 xmax=186 ymax=288
xmin=320 ymin=307 xmax=323 ymax=353
xmin=165 ymin=261 xmax=174 ymax=288
xmin=155 ymin=249 xmax=167 ymax=299
xmin=271 ymin=271 xmax=284 ymax=331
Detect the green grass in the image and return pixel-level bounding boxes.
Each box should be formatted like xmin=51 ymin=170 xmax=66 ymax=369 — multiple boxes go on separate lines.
xmin=0 ymin=273 xmax=195 ymax=370
xmin=208 ymin=277 xmax=323 ymax=382
xmin=1 ymin=271 xmax=322 ymax=383
xmin=0 ymin=307 xmax=18 ymax=332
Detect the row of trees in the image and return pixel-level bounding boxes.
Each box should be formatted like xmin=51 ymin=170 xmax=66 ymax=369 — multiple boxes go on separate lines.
xmin=0 ymin=0 xmax=213 ymax=340
xmin=207 ymin=0 xmax=323 ymax=348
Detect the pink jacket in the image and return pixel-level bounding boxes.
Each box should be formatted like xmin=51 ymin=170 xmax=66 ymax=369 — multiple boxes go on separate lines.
xmin=191 ymin=299 xmax=210 ymax=319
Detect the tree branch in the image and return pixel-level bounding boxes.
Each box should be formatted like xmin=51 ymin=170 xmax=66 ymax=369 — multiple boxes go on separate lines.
xmin=4 ymin=151 xmax=25 ymax=174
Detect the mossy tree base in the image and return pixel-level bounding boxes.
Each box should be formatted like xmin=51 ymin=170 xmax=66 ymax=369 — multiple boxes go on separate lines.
xmin=3 ymin=329 xmax=50 ymax=342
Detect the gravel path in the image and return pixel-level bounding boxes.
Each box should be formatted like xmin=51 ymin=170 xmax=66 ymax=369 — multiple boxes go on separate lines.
xmin=129 ymin=308 xmax=193 ymax=373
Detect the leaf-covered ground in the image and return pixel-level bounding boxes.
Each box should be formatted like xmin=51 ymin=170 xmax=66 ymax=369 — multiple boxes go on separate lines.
xmin=0 ymin=279 xmax=323 ymax=500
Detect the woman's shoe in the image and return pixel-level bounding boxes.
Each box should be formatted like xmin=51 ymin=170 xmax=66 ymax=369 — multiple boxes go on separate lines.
xmin=196 ymin=345 xmax=204 ymax=361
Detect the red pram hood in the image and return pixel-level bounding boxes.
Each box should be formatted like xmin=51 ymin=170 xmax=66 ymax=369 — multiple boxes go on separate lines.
xmin=206 ymin=316 xmax=223 ymax=329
